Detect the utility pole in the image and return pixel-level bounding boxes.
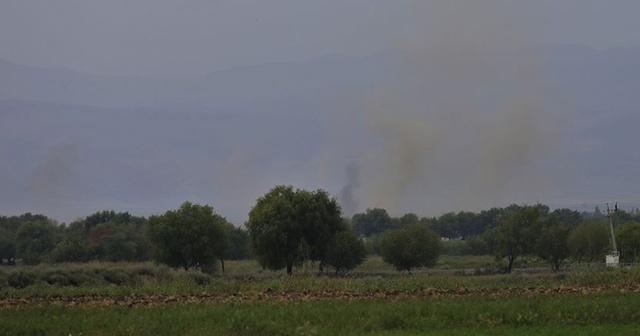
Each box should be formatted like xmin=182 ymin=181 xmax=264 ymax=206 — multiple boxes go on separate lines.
xmin=605 ymin=203 xmax=619 ymax=267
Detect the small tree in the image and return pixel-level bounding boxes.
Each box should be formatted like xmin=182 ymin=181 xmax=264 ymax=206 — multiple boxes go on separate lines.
xmin=147 ymin=202 xmax=228 ymax=274
xmin=381 ymin=223 xmax=441 ymax=273
xmin=568 ymin=219 xmax=610 ymax=263
xmin=324 ymin=230 xmax=367 ymax=275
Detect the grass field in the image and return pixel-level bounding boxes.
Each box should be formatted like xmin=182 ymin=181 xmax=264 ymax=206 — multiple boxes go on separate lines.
xmin=2 ymin=257 xmax=640 ymax=335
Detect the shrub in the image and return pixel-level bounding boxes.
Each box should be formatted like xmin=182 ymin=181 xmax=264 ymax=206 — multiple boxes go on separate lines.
xmin=381 ymin=224 xmax=442 ymax=273
xmin=7 ymin=271 xmax=36 ymax=289
xmin=324 ymin=230 xmax=367 ymax=275
xmin=102 ymin=270 xmax=132 ymax=285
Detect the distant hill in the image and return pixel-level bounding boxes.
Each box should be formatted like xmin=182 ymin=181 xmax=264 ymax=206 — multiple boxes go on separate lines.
xmin=1 ymin=45 xmax=639 ymax=222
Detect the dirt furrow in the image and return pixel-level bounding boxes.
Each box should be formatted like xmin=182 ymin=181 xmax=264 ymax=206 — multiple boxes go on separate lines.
xmin=3 ymin=284 xmax=640 ymax=307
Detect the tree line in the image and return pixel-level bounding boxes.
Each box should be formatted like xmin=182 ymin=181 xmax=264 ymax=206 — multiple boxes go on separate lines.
xmin=2 ymin=185 xmax=640 ymax=274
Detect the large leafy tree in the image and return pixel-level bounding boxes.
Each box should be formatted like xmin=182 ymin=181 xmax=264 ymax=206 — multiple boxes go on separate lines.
xmin=147 ymin=202 xmax=228 ymax=273
xmin=0 ymin=213 xmax=50 ymax=265
xmin=485 ymin=205 xmax=543 ymax=273
xmin=16 ymin=220 xmax=57 ymax=265
xmin=246 ymin=185 xmax=345 ymax=275
xmin=381 ymin=223 xmax=441 ymax=273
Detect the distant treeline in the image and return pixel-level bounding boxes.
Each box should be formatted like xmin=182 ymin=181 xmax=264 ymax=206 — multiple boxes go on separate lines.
xmin=2 ymin=201 xmax=640 ymax=273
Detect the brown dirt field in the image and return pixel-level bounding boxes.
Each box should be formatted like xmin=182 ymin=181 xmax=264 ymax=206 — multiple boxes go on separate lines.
xmin=3 ymin=284 xmax=640 ymax=307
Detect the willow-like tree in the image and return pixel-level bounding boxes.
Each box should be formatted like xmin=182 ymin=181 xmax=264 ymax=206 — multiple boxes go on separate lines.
xmin=484 ymin=205 xmax=544 ymax=273
xmin=246 ymin=185 xmax=345 ymax=275
xmin=147 ymin=202 xmax=228 ymax=274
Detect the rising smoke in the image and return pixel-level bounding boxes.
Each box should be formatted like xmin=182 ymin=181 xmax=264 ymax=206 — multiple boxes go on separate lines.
xmin=31 ymin=141 xmax=80 ymax=204
xmin=341 ymin=2 xmax=568 ymax=216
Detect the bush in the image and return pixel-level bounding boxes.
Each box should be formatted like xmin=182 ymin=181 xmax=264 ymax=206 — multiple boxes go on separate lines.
xmin=381 ymin=224 xmax=442 ymax=273
xmin=102 ymin=270 xmax=133 ymax=285
xmin=7 ymin=271 xmax=36 ymax=289
xmin=43 ymin=271 xmax=72 ymax=286
xmin=185 ymin=271 xmax=212 ymax=285
xmin=324 ymin=230 xmax=367 ymax=275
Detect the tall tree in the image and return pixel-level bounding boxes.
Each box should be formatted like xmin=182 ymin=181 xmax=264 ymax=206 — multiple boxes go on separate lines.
xmin=147 ymin=202 xmax=228 ymax=273
xmin=16 ymin=220 xmax=56 ymax=265
xmin=535 ymin=215 xmax=571 ymax=271
xmin=246 ymin=185 xmax=345 ymax=275
xmin=485 ymin=205 xmax=542 ymax=273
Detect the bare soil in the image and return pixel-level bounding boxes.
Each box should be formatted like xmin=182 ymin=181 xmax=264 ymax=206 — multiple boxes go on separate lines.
xmin=3 ymin=284 xmax=640 ymax=307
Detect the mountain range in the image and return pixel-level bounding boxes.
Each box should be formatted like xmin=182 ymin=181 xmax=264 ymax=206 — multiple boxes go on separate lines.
xmin=1 ymin=45 xmax=639 ymax=223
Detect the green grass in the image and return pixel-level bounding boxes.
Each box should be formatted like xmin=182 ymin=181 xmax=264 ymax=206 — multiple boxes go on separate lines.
xmin=3 ymin=259 xmax=640 ymax=335
xmin=2 ymin=292 xmax=640 ymax=335
xmin=3 ymin=259 xmax=640 ymax=298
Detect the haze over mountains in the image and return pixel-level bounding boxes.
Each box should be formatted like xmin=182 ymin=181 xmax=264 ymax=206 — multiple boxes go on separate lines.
xmin=1 ymin=45 xmax=639 ymax=223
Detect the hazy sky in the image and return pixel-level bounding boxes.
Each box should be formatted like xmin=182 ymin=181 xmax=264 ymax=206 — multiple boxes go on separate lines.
xmin=2 ymin=1 xmax=640 ymax=223
xmin=2 ymin=0 xmax=640 ymax=76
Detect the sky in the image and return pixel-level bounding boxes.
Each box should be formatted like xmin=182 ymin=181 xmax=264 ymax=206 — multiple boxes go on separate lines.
xmin=2 ymin=1 xmax=640 ymax=223
xmin=2 ymin=1 xmax=640 ymax=76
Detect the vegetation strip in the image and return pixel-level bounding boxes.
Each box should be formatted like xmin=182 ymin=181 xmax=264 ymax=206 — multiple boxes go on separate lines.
xmin=3 ymin=284 xmax=639 ymax=307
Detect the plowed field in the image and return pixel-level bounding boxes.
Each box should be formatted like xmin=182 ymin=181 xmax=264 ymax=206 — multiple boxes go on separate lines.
xmin=4 ymin=283 xmax=640 ymax=307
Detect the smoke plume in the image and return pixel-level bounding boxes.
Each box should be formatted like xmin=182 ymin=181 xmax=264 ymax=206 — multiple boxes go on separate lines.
xmin=344 ymin=1 xmax=568 ymax=215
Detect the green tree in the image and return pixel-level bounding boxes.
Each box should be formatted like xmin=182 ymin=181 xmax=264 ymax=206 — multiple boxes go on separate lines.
xmin=50 ymin=237 xmax=90 ymax=263
xmin=535 ymin=215 xmax=571 ymax=272
xmin=298 ymin=189 xmax=347 ymax=266
xmin=381 ymin=223 xmax=441 ymax=273
xmin=398 ymin=213 xmax=419 ymax=227
xmin=0 ymin=226 xmax=16 ymax=265
xmin=550 ymin=208 xmax=583 ymax=228
xmin=16 ymin=220 xmax=56 ymax=265
xmin=324 ymin=230 xmax=367 ymax=275
xmin=615 ymin=221 xmax=640 ymax=263
xmin=246 ymin=185 xmax=345 ymax=275
xmin=433 ymin=212 xmax=459 ymax=240
xmin=466 ymin=235 xmax=489 ymax=255
xmin=1 ymin=213 xmax=50 ymax=265
xmin=352 ymin=208 xmax=393 ymax=237
xmin=485 ymin=205 xmax=542 ymax=273
xmin=568 ymin=219 xmax=610 ymax=263
xmin=147 ymin=202 xmax=228 ymax=273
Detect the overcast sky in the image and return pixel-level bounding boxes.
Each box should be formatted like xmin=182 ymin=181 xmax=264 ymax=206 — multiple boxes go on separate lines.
xmin=2 ymin=0 xmax=640 ymax=76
